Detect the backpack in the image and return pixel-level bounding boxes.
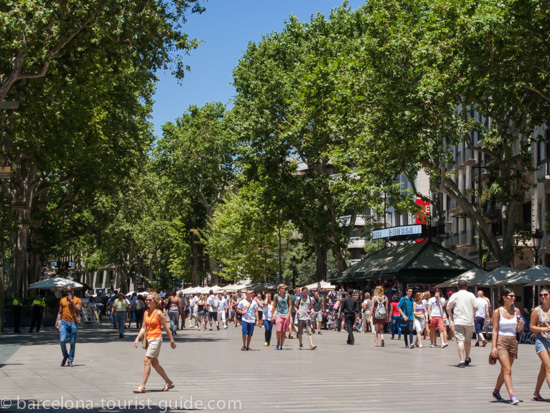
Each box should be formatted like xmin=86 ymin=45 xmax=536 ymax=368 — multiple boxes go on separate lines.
xmin=374 ymin=296 xmax=387 ymax=319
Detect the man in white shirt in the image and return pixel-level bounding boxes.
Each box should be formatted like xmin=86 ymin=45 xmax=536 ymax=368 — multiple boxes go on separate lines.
xmin=428 ymin=288 xmax=448 ymax=348
xmin=217 ymin=291 xmax=229 ymax=329
xmin=236 ymin=290 xmax=259 ymax=351
xmin=207 ymin=290 xmax=220 ymax=330
xmin=474 ymin=290 xmax=490 ymax=347
xmin=446 ymin=279 xmax=477 ymax=368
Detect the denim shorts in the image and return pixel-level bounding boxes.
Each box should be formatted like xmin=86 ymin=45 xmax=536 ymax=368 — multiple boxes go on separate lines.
xmin=535 ymin=336 xmax=550 ymax=354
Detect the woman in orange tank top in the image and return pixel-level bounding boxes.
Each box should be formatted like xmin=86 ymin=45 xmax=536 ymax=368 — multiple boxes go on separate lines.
xmin=132 ymin=293 xmax=176 ymax=393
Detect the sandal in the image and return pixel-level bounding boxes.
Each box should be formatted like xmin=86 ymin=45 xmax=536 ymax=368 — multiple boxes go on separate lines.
xmin=162 ymin=383 xmax=175 ymax=392
xmin=133 ymin=387 xmax=146 ymax=393
xmin=533 ymin=395 xmax=545 ymax=402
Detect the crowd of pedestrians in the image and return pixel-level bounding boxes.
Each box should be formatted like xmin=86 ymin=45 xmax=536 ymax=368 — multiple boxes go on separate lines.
xmin=48 ymin=279 xmax=550 ymax=404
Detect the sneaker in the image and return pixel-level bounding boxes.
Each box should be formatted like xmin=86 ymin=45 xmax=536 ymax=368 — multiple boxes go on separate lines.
xmin=275 ymin=345 xmax=280 ymax=350
xmin=457 ymin=362 xmax=465 ymax=368
xmin=224 ymin=325 xmax=228 ymax=329
xmin=318 ymin=331 xmax=322 ymax=335
xmin=430 ymin=344 xmax=435 ymax=348
xmin=280 ymin=346 xmax=286 ymax=350
xmin=465 ymin=357 xmax=471 ymax=366
xmin=410 ymin=344 xmax=415 ymax=349
xmin=510 ymin=396 xmax=519 ymax=405
xmin=310 ymin=345 xmax=317 ymax=350
xmin=441 ymin=343 xmax=448 ymax=348
xmin=299 ymin=344 xmax=303 ymax=350
xmin=209 ymin=327 xmax=212 ymax=331
xmin=265 ymin=342 xmax=269 ymax=346
xmin=241 ymin=346 xmax=246 ymax=351
xmin=492 ymin=391 xmax=503 ymax=402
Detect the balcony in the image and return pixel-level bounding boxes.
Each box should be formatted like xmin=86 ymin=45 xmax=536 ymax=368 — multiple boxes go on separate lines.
xmin=537 ymin=159 xmax=550 ymax=181
xmin=455 ymin=151 xmax=466 ymax=170
xmin=338 ymin=215 xmax=367 ymax=228
xmin=464 ymin=149 xmax=477 ymax=166
xmin=347 ymin=237 xmax=365 ymax=250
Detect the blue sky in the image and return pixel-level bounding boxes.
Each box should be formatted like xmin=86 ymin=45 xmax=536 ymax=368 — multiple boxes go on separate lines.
xmin=151 ymin=0 xmax=366 ymax=137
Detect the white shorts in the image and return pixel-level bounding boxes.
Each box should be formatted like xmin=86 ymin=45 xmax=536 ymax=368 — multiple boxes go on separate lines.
xmin=414 ymin=317 xmax=426 ymax=333
xmin=217 ymin=310 xmax=226 ymax=323
xmin=145 ymin=338 xmax=162 ymax=359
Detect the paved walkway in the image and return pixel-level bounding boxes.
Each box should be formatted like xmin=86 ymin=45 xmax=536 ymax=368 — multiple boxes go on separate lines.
xmin=1 ymin=324 xmax=549 ymax=412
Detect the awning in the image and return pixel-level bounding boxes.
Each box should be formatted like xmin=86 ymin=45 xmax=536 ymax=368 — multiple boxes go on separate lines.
xmin=332 ymin=242 xmax=479 ymax=285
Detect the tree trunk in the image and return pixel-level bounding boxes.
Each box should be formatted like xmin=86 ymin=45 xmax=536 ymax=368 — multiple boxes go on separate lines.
xmin=314 ymin=243 xmax=327 ymax=282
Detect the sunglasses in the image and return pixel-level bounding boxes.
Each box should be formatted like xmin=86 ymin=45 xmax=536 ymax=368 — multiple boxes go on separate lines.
xmin=540 ymin=293 xmax=549 ymax=297
xmin=506 ymin=295 xmax=516 ymax=298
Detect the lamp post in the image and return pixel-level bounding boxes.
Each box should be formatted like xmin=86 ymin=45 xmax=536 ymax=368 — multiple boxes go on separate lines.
xmin=532 ymin=229 xmax=543 ymax=265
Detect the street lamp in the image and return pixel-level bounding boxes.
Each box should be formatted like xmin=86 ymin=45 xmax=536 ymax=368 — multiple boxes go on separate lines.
xmin=532 ymin=229 xmax=543 ymax=265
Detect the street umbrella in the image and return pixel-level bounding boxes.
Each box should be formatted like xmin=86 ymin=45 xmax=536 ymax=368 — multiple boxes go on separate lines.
xmin=29 ymin=276 xmax=84 ymax=290
xmin=494 ymin=265 xmax=550 ymax=286
xmin=437 ymin=268 xmax=487 ymax=288
xmin=475 ymin=266 xmax=519 ymax=286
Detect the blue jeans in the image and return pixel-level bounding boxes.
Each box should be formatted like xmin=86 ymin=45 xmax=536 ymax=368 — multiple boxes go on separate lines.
xmin=263 ymin=320 xmax=273 ymax=344
xmin=169 ymin=310 xmax=179 ymax=332
xmin=115 ymin=312 xmax=126 ymax=335
xmin=59 ymin=320 xmax=77 ymax=362
xmin=392 ymin=316 xmax=402 ymax=339
xmin=403 ymin=319 xmax=414 ymax=346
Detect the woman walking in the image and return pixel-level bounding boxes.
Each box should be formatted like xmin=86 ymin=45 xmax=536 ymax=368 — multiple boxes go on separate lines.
xmin=196 ymin=294 xmax=206 ymax=331
xmin=390 ymin=295 xmax=401 ymax=340
xmin=362 ymin=292 xmax=372 ymax=333
xmin=490 ymin=288 xmax=524 ymax=404
xmin=372 ymin=286 xmax=388 ymax=347
xmin=262 ymin=292 xmax=274 ymax=346
xmin=530 ymin=287 xmax=550 ymax=401
xmin=167 ymin=290 xmax=180 ymax=335
xmin=413 ymin=292 xmax=426 ymax=348
xmin=133 ymin=293 xmax=176 ymax=393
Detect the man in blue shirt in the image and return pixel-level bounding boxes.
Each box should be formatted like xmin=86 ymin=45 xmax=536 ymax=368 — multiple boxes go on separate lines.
xmin=398 ymin=287 xmax=415 ymax=348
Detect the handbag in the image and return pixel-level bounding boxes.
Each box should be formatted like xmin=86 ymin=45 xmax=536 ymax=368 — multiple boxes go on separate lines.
xmin=142 ymin=311 xmax=158 ymax=350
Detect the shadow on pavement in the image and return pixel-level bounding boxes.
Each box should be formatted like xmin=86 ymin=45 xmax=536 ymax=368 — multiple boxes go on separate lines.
xmin=0 ymin=326 xmax=228 ymax=346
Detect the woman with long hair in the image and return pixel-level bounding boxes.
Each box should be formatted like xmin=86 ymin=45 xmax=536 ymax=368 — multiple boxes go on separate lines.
xmin=372 ymin=286 xmax=388 ymax=347
xmin=490 ymin=288 xmax=524 ymax=404
xmin=390 ymin=295 xmax=402 ymax=340
xmin=262 ymin=292 xmax=273 ymax=346
xmin=362 ymin=292 xmax=372 ymax=333
xmin=133 ymin=293 xmax=176 ymax=393
xmin=530 ymin=287 xmax=550 ymax=401
xmin=413 ymin=292 xmax=426 ymax=348
xmin=197 ymin=294 xmax=206 ymax=331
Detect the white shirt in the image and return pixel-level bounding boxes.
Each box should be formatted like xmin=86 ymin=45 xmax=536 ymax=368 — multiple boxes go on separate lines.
xmin=218 ymin=297 xmax=228 ymax=311
xmin=447 ymin=290 xmax=476 ymax=326
xmin=237 ymin=299 xmax=258 ymax=323
xmin=207 ymin=295 xmax=219 ymax=311
xmin=428 ymin=297 xmax=446 ymax=317
xmin=262 ymin=303 xmax=273 ymax=320
xmin=475 ymin=297 xmax=489 ymax=318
